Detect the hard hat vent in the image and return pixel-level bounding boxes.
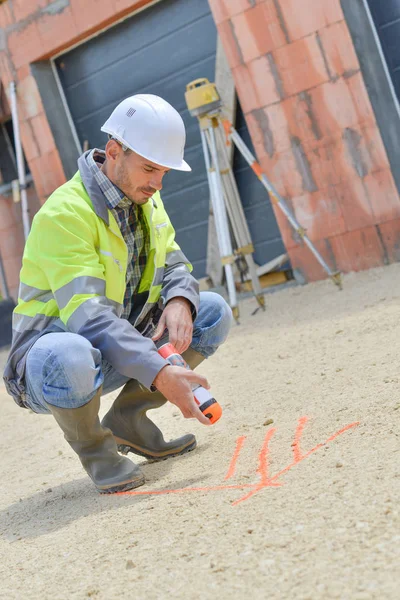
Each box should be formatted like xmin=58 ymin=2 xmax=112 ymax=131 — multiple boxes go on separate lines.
xmin=126 ymin=108 xmax=136 ymax=117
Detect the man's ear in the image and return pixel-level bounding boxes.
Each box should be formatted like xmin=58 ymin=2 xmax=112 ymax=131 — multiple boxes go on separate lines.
xmin=105 ymin=139 xmax=120 ymax=162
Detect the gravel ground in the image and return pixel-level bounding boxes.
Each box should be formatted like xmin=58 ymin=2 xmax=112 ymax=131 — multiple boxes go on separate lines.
xmin=1 ymin=264 xmax=399 ymax=599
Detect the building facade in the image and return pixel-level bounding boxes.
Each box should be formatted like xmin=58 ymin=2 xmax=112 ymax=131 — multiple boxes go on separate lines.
xmin=1 ymin=0 xmax=400 ymax=298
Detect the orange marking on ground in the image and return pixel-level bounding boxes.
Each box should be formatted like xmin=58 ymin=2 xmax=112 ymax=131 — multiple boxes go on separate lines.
xmin=292 ymin=416 xmax=309 ymax=462
xmin=270 ymin=421 xmax=360 ymax=483
xmin=224 ymin=436 xmax=246 ymax=480
xmin=115 ymin=483 xmax=254 ymax=498
xmin=116 ymin=419 xmax=360 ymax=506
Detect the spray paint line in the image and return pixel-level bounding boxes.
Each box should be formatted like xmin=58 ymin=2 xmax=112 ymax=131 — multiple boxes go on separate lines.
xmin=232 ymin=418 xmax=359 ymax=506
xmin=118 ymin=418 xmax=359 ymax=505
xmin=224 ymin=435 xmax=247 ymax=481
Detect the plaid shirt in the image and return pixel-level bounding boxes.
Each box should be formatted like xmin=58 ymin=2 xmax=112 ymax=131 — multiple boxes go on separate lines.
xmin=87 ymin=149 xmax=150 ymax=319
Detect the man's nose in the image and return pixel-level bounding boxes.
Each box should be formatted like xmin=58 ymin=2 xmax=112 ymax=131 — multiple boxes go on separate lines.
xmin=150 ymin=173 xmax=164 ymax=191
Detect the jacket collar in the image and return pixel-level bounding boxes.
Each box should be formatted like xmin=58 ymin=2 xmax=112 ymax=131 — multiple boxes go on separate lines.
xmin=78 ymin=151 xmax=110 ymax=225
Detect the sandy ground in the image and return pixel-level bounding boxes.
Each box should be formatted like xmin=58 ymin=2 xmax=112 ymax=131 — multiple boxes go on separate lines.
xmin=1 ymin=264 xmax=400 ymax=600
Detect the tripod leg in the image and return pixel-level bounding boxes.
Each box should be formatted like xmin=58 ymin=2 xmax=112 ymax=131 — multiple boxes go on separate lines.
xmin=200 ymin=128 xmax=240 ymax=320
xmin=223 ymin=119 xmax=342 ymax=289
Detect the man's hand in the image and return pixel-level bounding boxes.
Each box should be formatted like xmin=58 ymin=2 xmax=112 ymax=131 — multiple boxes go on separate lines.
xmin=152 ymin=297 xmax=193 ymax=353
xmin=153 ymin=365 xmax=211 ymax=425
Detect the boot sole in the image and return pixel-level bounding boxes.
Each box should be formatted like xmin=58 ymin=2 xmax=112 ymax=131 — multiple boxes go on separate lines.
xmin=115 ymin=436 xmax=197 ymax=462
xmin=96 ymin=473 xmax=145 ymax=494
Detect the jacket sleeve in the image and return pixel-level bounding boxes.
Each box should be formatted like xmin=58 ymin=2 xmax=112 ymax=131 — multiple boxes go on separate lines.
xmin=160 ymin=214 xmax=200 ymax=319
xmin=34 ymin=205 xmax=167 ymax=390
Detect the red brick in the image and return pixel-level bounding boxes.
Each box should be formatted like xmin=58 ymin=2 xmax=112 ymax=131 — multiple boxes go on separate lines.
xmin=246 ymin=102 xmax=292 ymax=158
xmin=0 ymin=1 xmax=15 ymax=29
xmin=0 ymin=196 xmax=19 ymax=231
xmin=17 ymin=75 xmax=44 ymax=120
xmin=208 ymin=0 xmax=231 ymax=25
xmin=308 ymin=78 xmax=359 ymax=138
xmin=0 ymin=51 xmax=15 ymax=87
xmin=29 ymin=150 xmax=66 ymax=198
xmin=37 ymin=6 xmax=79 ymax=55
xmin=287 ymin=239 xmax=333 ymax=282
xmin=273 ymin=35 xmax=330 ymax=96
xmin=2 ymin=256 xmax=23 ymax=297
xmin=335 ymin=178 xmax=376 ymax=232
xmin=7 ymin=21 xmax=45 ymax=69
xmin=317 ymin=122 xmax=390 ymax=186
xmin=291 ymin=187 xmax=346 ymax=241
xmin=30 ymin=112 xmax=56 ymax=156
xmin=232 ymin=1 xmax=287 ymax=62
xmin=219 ymin=0 xmax=253 ymax=20
xmin=329 ymin=226 xmax=385 ymax=272
xmin=260 ymin=149 xmax=304 ymax=198
xmin=345 ymin=72 xmax=376 ymax=125
xmin=218 ymin=19 xmax=244 ymax=68
xmin=20 ymin=120 xmax=40 ymax=162
xmin=231 ymin=64 xmax=261 ymax=113
xmin=69 ymin=0 xmax=115 ymax=35
xmin=278 ymin=0 xmax=344 ymax=41
xmin=364 ymin=169 xmax=400 ymax=225
xmin=12 ymin=0 xmax=46 ymax=21
xmin=303 ymin=139 xmax=342 ymax=189
xmin=247 ymin=55 xmax=281 ymax=107
xmin=318 ymin=21 xmax=359 ymax=79
xmin=377 ymin=219 xmax=400 ymax=263
xmin=17 ymin=64 xmax=31 ymax=81
xmin=0 ymin=224 xmax=25 ymax=260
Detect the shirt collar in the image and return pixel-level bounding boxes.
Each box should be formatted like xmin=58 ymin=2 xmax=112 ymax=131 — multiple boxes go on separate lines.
xmin=86 ymin=148 xmax=134 ymax=211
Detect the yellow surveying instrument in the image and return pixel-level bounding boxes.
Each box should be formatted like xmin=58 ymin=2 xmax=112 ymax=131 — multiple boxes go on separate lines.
xmin=185 ymin=78 xmax=342 ymax=320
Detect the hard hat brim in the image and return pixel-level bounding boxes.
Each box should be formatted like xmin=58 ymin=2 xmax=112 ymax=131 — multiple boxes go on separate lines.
xmin=101 ymin=127 xmax=192 ymax=172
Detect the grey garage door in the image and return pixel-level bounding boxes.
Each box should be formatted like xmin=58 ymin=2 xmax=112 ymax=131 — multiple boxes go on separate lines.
xmin=367 ymin=0 xmax=400 ymax=100
xmin=55 ymin=0 xmax=285 ymax=278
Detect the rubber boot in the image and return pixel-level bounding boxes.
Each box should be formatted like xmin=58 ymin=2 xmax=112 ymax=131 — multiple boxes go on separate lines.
xmin=46 ymin=388 xmax=145 ymax=493
xmin=101 ymin=347 xmax=206 ymax=461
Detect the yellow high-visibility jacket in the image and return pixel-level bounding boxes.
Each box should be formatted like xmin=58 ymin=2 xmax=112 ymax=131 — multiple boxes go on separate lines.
xmin=4 ymin=155 xmax=199 ymax=408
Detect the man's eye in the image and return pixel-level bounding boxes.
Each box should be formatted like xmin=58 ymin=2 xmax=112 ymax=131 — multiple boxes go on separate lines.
xmin=144 ymin=167 xmax=153 ymax=173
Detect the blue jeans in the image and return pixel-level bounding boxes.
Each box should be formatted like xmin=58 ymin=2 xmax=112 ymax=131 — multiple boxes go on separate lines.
xmin=24 ymin=292 xmax=232 ymax=414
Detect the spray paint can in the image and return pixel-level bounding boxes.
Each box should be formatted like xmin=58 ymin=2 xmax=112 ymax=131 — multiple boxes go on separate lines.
xmin=157 ymin=342 xmax=222 ymax=424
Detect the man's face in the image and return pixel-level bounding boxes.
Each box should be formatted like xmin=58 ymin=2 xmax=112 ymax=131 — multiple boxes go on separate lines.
xmin=103 ymin=140 xmax=170 ymax=204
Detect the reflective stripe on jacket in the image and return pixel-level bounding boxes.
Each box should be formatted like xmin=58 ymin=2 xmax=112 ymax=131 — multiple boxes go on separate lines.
xmin=3 ymin=157 xmax=199 ymax=407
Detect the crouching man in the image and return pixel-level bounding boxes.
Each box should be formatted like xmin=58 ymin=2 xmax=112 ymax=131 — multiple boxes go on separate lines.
xmin=3 ymin=94 xmax=232 ymax=493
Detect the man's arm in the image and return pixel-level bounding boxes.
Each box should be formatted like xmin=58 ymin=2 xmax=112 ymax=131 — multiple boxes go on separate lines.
xmin=153 ymin=214 xmax=200 ymax=353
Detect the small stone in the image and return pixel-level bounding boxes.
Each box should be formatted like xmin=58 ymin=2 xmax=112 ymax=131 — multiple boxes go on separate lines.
xmin=247 ymin=529 xmax=253 ymax=534
xmin=263 ymin=419 xmax=274 ymax=426
xmin=336 ymin=462 xmax=343 ymax=468
xmin=126 ymin=560 xmax=135 ymax=570
xmin=58 ymin=450 xmax=63 ymax=456
xmin=45 ymin=488 xmax=52 ymax=494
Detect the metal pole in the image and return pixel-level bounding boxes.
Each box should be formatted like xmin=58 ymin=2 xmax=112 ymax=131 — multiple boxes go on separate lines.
xmin=200 ymin=127 xmax=239 ymax=318
xmin=9 ymin=81 xmax=30 ymax=241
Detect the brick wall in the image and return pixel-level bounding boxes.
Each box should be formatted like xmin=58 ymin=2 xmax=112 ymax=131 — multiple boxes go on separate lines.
xmin=0 ymin=187 xmax=41 ymax=299
xmin=0 ymin=0 xmax=153 ymax=298
xmin=1 ymin=0 xmax=400 ymax=283
xmin=210 ymin=0 xmax=400 ymax=280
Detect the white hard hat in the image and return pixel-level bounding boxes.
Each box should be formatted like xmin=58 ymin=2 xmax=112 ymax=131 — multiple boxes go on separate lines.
xmin=101 ymin=94 xmax=191 ymax=172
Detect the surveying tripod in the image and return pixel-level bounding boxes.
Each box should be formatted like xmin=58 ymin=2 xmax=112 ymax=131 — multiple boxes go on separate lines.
xmin=185 ymin=79 xmax=342 ymax=321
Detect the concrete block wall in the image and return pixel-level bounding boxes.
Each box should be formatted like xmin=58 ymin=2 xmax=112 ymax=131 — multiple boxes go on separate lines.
xmin=209 ymin=0 xmax=400 ymax=280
